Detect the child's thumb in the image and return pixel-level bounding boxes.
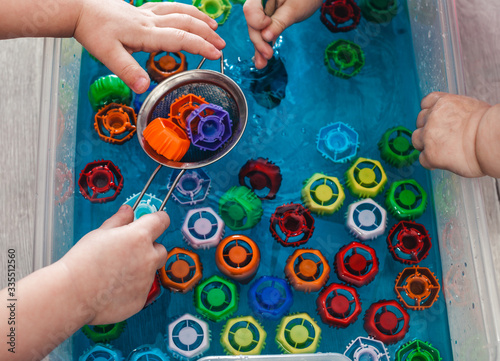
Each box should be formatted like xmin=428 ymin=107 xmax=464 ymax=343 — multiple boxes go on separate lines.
xmin=261 ymin=7 xmax=295 ymax=43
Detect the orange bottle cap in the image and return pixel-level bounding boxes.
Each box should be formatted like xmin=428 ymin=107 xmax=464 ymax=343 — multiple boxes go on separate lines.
xmin=94 ymin=103 xmax=137 ymax=144
xmin=159 ymin=247 xmax=203 ymax=293
xmin=143 ymin=117 xmax=190 ymax=161
xmin=146 ymin=52 xmax=187 ymax=83
xmin=284 ymin=249 xmax=330 ymax=293
xmin=215 ymin=235 xmax=261 ymax=282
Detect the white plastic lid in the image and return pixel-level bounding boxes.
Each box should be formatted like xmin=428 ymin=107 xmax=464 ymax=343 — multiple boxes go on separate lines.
xmin=182 ymin=207 xmax=225 ymax=249
xmin=346 ymin=199 xmax=387 ymax=241
xmin=168 ymin=313 xmax=210 ymax=360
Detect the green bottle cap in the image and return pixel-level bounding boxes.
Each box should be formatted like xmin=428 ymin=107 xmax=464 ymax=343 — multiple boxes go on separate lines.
xmin=324 ymin=40 xmax=365 ymax=79
xmin=193 ymin=0 xmax=232 ymax=25
xmin=378 ymin=126 xmax=419 ymax=168
xmin=194 ymin=275 xmax=238 ymax=322
xmin=219 ymin=186 xmax=263 ymax=230
xmin=361 ymin=0 xmax=397 ymax=23
xmin=81 ymin=321 xmax=127 ymax=343
xmin=385 ymin=179 xmax=427 ymax=220
xmin=88 ymin=75 xmax=132 ymax=112
xmin=396 ymin=340 xmax=442 ymax=361
xmin=276 ymin=313 xmax=321 ymax=354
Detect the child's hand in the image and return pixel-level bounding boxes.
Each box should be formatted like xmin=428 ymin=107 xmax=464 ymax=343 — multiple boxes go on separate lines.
xmin=74 ymin=0 xmax=226 ymax=93
xmin=243 ymin=0 xmax=322 ymax=69
xmin=411 ymin=92 xmax=492 ymax=177
xmin=59 ymin=205 xmax=169 ymax=325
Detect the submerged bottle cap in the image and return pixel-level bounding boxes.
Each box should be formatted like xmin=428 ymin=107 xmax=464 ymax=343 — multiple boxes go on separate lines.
xmin=386 ymin=179 xmax=428 ymax=220
xmin=364 ymin=300 xmax=410 ymax=344
xmin=194 ymin=275 xmax=238 ymax=322
xmin=248 ymin=276 xmax=293 ymax=320
xmin=345 ymin=157 xmax=387 ymax=198
xmin=320 ymin=0 xmax=361 ymax=33
xmin=78 ymin=160 xmax=124 ymax=203
xmin=361 ymin=0 xmax=398 ymax=24
xmin=344 ymin=336 xmax=390 ymax=361
xmin=169 ymin=168 xmax=211 ymax=206
xmin=81 ymin=321 xmax=127 ymax=343
xmin=387 ymin=221 xmax=432 ymax=264
xmin=316 ymin=283 xmax=361 ymax=328
xmin=167 ymin=313 xmax=210 ymax=360
xmin=395 ymin=339 xmax=442 ymax=361
xmin=143 ymin=117 xmax=190 ymax=161
xmin=147 ymin=51 xmax=187 ymax=84
xmin=239 ymin=158 xmax=282 ymax=200
xmin=89 ymin=75 xmax=132 ymax=112
xmin=94 ymin=103 xmax=136 ymax=144
xmin=346 ymin=198 xmax=387 ymax=240
xmin=276 ymin=313 xmax=321 ymax=354
xmin=219 ymin=186 xmax=263 ymax=230
xmin=186 ymin=103 xmax=233 ymax=152
xmin=221 ymin=316 xmax=266 ymax=355
xmin=127 ymin=345 xmax=170 ymax=361
xmin=284 ymin=249 xmax=330 ymax=293
xmin=182 ymin=207 xmax=225 ymax=249
xmin=193 ymin=0 xmax=232 ymax=25
xmin=378 ymin=126 xmax=419 ymax=168
xmin=158 ymin=248 xmax=203 ymax=293
xmin=317 ymin=122 xmax=359 ymax=163
xmin=395 ymin=266 xmax=440 ymax=310
xmin=324 ymin=40 xmax=365 ymax=79
xmin=270 ymin=203 xmax=315 ymax=247
xmin=79 ymin=344 xmax=122 ymax=361
xmin=124 ymin=193 xmax=162 ymax=220
xmin=215 ymin=235 xmax=260 ymax=283
xmin=302 ymin=173 xmax=345 ymax=215
xmin=335 ymin=241 xmax=379 ymax=287
xmin=170 ymin=93 xmax=208 ymax=130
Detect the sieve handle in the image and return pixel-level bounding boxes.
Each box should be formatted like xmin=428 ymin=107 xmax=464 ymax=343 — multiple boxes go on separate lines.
xmin=132 ymin=164 xmax=163 ymax=211
xmin=160 ymin=169 xmax=186 ymax=211
xmin=196 ymin=51 xmax=225 ymax=75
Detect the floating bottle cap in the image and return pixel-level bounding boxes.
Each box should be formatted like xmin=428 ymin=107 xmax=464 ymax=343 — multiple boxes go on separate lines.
xmin=361 ymin=0 xmax=397 ymax=24
xmin=78 ymin=160 xmax=124 ymax=203
xmin=215 ymin=235 xmax=260 ymax=283
xmin=396 ymin=340 xmax=442 ymax=361
xmin=276 ymin=313 xmax=321 ymax=354
xmin=344 ymin=336 xmax=390 ymax=361
xmin=194 ymin=275 xmax=238 ymax=322
xmin=302 ymin=173 xmax=345 ymax=215
xmin=378 ymin=126 xmax=419 ymax=168
xmin=147 ymin=51 xmax=187 ymax=84
xmin=324 ymin=40 xmax=365 ymax=79
xmin=81 ymin=321 xmax=127 ymax=343
xmin=364 ymin=300 xmax=410 ymax=344
xmin=79 ymin=344 xmax=122 ymax=361
xmin=346 ymin=199 xmax=387 ymax=241
xmin=239 ymin=158 xmax=282 ymax=200
xmin=167 ymin=313 xmax=210 ymax=360
xmin=169 ymin=168 xmax=211 ymax=205
xmin=159 ymin=248 xmax=203 ymax=293
xmin=193 ymin=0 xmax=232 ymax=25
xmin=182 ymin=207 xmax=224 ymax=249
xmin=395 ymin=266 xmax=440 ymax=310
xmin=270 ymin=203 xmax=315 ymax=247
xmin=317 ymin=122 xmax=359 ymax=163
xmin=186 ymin=103 xmax=233 ymax=152
xmin=321 ymin=0 xmax=361 ymax=33
xmin=219 ymin=186 xmax=263 ymax=230
xmin=387 ymin=221 xmax=432 ymax=264
xmin=316 ymin=283 xmax=361 ymax=328
xmin=89 ymin=75 xmax=132 ymax=112
xmin=386 ymin=179 xmax=428 ymax=220
xmin=124 ymin=193 xmax=162 ymax=220
xmin=145 ymin=274 xmax=162 ymax=308
xmin=335 ymin=241 xmax=379 ymax=287
xmin=94 ymin=103 xmax=137 ymax=144
xmin=127 ymin=345 xmax=170 ymax=361
xmin=345 ymin=157 xmax=387 ymax=198
xmin=248 ymin=276 xmax=293 ymax=320
xmin=170 ymin=93 xmax=208 ymax=130
xmin=285 ymin=249 xmax=330 ymax=292
xmin=221 ymin=316 xmax=266 ymax=355
xmin=143 ymin=117 xmax=190 ymax=161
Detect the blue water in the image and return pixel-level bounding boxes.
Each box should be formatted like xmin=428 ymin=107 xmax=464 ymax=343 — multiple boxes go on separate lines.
xmin=72 ymin=1 xmax=452 ymax=360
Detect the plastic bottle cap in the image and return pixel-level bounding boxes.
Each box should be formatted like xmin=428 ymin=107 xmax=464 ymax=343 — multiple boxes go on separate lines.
xmin=379 ymin=311 xmax=399 ymax=333
xmin=299 ymin=259 xmax=318 ymax=278
xmin=331 ymin=294 xmax=350 ymax=315
xmin=194 ymin=217 xmax=213 ymax=236
xmin=409 ymin=278 xmax=428 ymax=296
xmin=228 ymin=245 xmax=248 ymax=264
xmin=249 ymin=172 xmax=267 ymax=189
xmin=358 ymin=209 xmax=376 ymax=227
xmin=356 ymin=347 xmax=381 ymax=360
xmin=171 ymin=259 xmax=191 ymax=280
xmin=348 ymin=253 xmax=368 ymax=273
xmin=234 ymin=328 xmax=254 ymax=347
xmin=159 ymin=54 xmax=177 ymax=71
xmin=228 ymin=204 xmax=245 ymax=221
xmin=393 ymin=136 xmax=411 ymax=153
xmin=400 ymin=189 xmax=417 ymax=207
xmin=358 ymin=168 xmax=376 ymax=185
xmin=261 ymin=287 xmax=282 ymax=306
xmin=178 ymin=325 xmax=199 ymax=346
xmin=315 ymin=184 xmax=334 ymax=202
xmin=207 ymin=288 xmax=226 ymax=307
xmin=290 ymin=325 xmax=309 ymax=344
xmin=407 ymin=352 xmax=433 ymax=361
xmin=327 ymin=131 xmax=349 ymax=152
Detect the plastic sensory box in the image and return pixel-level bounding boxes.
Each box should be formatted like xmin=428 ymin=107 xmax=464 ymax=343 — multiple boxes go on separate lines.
xmin=34 ymin=0 xmax=500 ymax=359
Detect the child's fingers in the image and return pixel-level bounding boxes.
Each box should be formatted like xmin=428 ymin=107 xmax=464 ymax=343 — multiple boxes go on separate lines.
xmin=421 ymin=92 xmax=445 ymax=110
xmin=153 ymin=242 xmax=168 ymax=269
xmin=253 ymin=49 xmax=269 ymax=69
xmin=411 ymin=128 xmax=424 ymax=151
xmin=247 ymin=26 xmax=273 ymax=60
xmin=141 ymin=2 xmax=219 ymax=30
xmin=132 ymin=211 xmax=171 ymax=242
xmin=243 ymin=0 xmax=272 ymax=30
xmin=261 ymin=6 xmax=295 ymax=43
xmin=99 ymin=43 xmax=151 ymax=93
xmin=99 ymin=205 xmax=135 ymax=230
xmin=154 ymin=14 xmax=225 ymax=50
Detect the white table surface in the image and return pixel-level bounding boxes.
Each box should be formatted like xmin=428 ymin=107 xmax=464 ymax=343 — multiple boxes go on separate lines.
xmin=0 ymin=0 xmax=498 ymax=314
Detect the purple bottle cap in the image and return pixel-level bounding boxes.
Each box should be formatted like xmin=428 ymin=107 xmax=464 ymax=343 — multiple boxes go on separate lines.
xmin=186 ymin=103 xmax=233 ymax=151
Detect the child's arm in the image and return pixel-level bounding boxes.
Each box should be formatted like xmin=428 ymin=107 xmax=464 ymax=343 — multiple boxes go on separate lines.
xmin=411 ymin=92 xmax=500 ymax=177
xmin=0 ymin=205 xmax=169 ymax=361
xmin=0 ymin=0 xmax=225 ymax=93
xmin=243 ymin=0 xmax=322 ymax=69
